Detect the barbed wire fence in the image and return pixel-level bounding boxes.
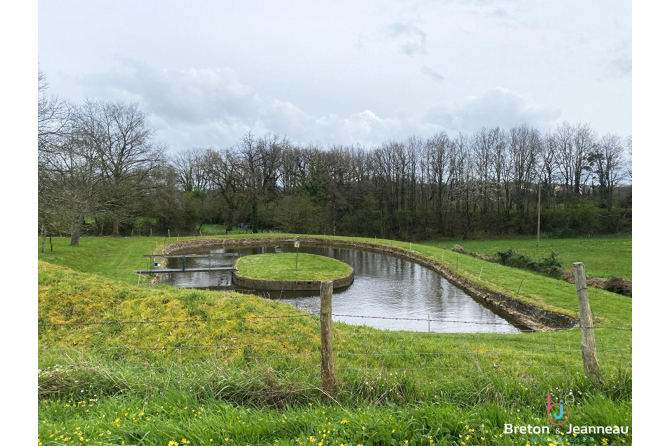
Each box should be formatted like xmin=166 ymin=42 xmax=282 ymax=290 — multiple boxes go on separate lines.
xmin=38 ymin=282 xmax=632 ymax=400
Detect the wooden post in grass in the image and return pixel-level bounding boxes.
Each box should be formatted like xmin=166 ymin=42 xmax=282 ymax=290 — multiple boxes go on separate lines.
xmin=320 ymin=280 xmax=335 ymax=397
xmin=536 ymin=181 xmax=541 ymax=247
xmin=573 ymin=262 xmax=601 ymax=384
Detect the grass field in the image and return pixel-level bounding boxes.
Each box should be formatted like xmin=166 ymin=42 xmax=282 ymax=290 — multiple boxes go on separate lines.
xmin=423 ymin=237 xmax=632 ymax=280
xmin=38 ymin=235 xmax=632 ymax=445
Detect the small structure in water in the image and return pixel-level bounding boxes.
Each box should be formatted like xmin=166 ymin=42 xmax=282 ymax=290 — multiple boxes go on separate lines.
xmin=232 ymin=253 xmax=354 ymax=291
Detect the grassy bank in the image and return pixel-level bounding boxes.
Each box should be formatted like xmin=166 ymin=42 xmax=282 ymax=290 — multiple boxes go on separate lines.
xmin=38 ymin=235 xmax=632 ymax=444
xmin=423 ymin=237 xmax=632 ymax=280
xmin=37 ymin=234 xmax=633 ymax=326
xmin=38 ymin=236 xmax=167 ymax=285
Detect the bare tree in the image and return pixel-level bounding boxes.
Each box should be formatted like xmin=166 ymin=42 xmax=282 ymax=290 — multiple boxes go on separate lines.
xmin=625 ymin=135 xmax=632 ymax=183
xmin=472 ymin=127 xmax=495 ymax=215
xmin=534 ymin=133 xmax=557 ymax=246
xmin=236 ymin=132 xmax=285 ymax=232
xmin=172 ymin=148 xmax=210 ymax=192
xmin=509 ymin=124 xmax=541 ymax=213
xmin=589 ymin=133 xmax=625 ymax=210
xmin=76 ymin=100 xmax=164 ymax=235
xmin=426 ymin=132 xmax=454 ymax=233
xmin=39 ymin=113 xmax=101 ymax=246
xmin=38 ymin=70 xmax=71 ymax=154
xmin=204 ymin=148 xmax=245 ymax=230
xmin=489 ymin=128 xmax=513 ymax=216
xmin=554 ymin=122 xmax=575 ymax=194
xmin=572 ymin=123 xmax=597 ymax=195
xmin=38 ymin=70 xmax=78 ymax=249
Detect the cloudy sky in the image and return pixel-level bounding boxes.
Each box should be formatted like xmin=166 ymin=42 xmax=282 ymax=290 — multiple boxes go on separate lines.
xmin=38 ymin=0 xmax=631 ymax=152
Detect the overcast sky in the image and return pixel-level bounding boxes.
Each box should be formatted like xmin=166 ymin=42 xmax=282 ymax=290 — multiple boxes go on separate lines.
xmin=38 ymin=0 xmax=631 ymax=152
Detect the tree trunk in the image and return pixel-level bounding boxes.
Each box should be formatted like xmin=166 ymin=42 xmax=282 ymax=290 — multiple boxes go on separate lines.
xmin=41 ymin=224 xmax=47 ymax=253
xmin=536 ymin=182 xmax=541 ymax=247
xmin=70 ymin=217 xmax=81 ymax=246
xmin=112 ymin=220 xmax=120 ymax=236
xmin=251 ymin=196 xmax=259 ymax=233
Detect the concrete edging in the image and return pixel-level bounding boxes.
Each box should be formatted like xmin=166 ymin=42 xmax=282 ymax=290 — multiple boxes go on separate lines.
xmin=231 ymin=265 xmax=354 ymax=291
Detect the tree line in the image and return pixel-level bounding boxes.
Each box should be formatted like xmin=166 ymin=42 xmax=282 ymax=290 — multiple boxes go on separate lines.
xmin=38 ymin=73 xmax=632 ymax=247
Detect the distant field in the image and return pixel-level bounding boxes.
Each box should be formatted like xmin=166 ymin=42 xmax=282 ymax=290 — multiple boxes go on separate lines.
xmin=423 ymin=237 xmax=632 ymax=279
xmin=199 ymin=224 xmax=264 ymax=235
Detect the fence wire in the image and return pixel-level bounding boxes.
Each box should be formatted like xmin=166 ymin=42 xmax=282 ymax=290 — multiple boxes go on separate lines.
xmin=38 ymin=310 xmax=632 ymax=383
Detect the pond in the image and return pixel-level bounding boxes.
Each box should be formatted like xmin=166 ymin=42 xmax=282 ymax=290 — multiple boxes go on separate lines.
xmin=160 ymin=245 xmax=524 ymax=334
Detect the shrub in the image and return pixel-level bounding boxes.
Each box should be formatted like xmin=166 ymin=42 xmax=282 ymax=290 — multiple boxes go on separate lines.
xmin=496 ymin=248 xmax=563 ymax=278
xmin=603 ymin=276 xmax=632 ymax=297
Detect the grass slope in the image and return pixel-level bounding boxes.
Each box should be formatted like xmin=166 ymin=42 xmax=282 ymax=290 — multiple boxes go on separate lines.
xmin=38 ymin=234 xmax=633 ymax=326
xmin=38 ymin=236 xmax=169 ymax=285
xmin=423 ymin=237 xmax=632 ymax=280
xmin=38 ymin=235 xmax=633 ymax=445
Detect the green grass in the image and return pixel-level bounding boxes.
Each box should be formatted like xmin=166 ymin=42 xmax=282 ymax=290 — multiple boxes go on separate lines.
xmin=38 ymin=234 xmax=633 ymax=445
xmin=199 ymin=224 xmax=259 ymax=235
xmin=38 ymin=393 xmax=632 ymax=445
xmin=236 ymin=253 xmax=352 ymax=281
xmin=422 ymin=237 xmax=632 ymax=280
xmin=38 ymin=262 xmax=632 ymax=444
xmin=38 ymin=236 xmax=170 ymax=285
xmin=38 ymin=234 xmax=633 ymax=326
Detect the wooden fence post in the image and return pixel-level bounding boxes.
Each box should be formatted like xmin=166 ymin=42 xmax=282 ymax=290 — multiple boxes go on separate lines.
xmin=572 ymin=262 xmax=601 ymax=384
xmin=320 ymin=280 xmax=335 ymax=397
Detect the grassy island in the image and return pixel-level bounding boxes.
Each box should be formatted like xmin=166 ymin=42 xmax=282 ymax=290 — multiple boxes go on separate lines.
xmin=235 ymin=253 xmax=352 ymax=282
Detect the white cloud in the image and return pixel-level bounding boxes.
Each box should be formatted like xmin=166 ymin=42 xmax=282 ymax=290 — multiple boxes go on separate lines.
xmin=386 ymin=22 xmax=427 ymax=56
xmin=79 ymin=63 xmax=563 ymax=149
xmin=421 ymin=66 xmax=445 ymax=82
xmin=425 ymin=87 xmax=561 ymax=132
xmin=80 ymin=60 xmax=446 ymax=149
xmin=607 ymin=39 xmax=632 ymax=79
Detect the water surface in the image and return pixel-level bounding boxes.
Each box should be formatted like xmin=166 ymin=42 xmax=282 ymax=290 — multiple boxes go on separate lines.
xmin=161 ymin=245 xmax=523 ymax=333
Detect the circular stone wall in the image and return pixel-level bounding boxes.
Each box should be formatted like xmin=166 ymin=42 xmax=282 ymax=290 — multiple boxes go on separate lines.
xmin=232 ymin=253 xmax=354 ymax=291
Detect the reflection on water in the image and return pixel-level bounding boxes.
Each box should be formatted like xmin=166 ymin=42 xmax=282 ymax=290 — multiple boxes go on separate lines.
xmin=161 ymin=245 xmax=522 ymax=334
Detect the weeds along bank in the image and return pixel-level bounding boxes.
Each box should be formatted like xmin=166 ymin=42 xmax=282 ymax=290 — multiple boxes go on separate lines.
xmin=38 ymin=235 xmax=632 ymax=445
xmin=424 ymin=237 xmax=632 ymax=280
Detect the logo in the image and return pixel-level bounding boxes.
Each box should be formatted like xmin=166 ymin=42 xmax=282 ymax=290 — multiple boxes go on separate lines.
xmin=546 ymin=393 xmax=569 ymax=426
